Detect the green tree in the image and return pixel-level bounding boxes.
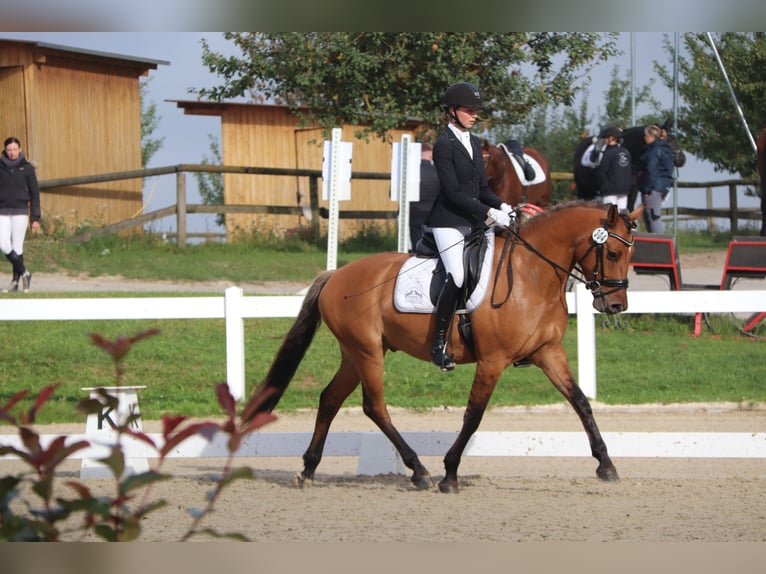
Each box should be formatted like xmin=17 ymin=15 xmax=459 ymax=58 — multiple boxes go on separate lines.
xmin=196 ymin=32 xmax=619 ymax=142
xmin=657 ymin=32 xmax=766 ymax=179
xmin=140 ymin=78 xmax=164 ymax=167
xmin=195 ymin=134 xmax=225 ymax=228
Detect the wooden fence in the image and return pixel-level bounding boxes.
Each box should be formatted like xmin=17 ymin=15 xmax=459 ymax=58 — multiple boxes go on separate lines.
xmin=39 ymin=165 xmax=763 ymax=246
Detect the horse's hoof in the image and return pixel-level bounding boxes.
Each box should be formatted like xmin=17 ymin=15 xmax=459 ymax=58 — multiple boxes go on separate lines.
xmin=438 ymin=479 xmax=459 ymax=494
xmin=411 ymin=472 xmax=433 ymax=490
xmin=293 ymin=472 xmax=313 ymax=488
xmin=597 ymin=466 xmax=620 ymax=483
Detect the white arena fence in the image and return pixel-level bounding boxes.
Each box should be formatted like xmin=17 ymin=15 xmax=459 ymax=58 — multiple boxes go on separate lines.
xmin=1 ymin=285 xmax=764 ymax=476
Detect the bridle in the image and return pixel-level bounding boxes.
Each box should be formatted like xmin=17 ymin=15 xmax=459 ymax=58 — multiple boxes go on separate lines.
xmin=490 ymin=214 xmax=635 ymax=308
xmin=575 ymin=224 xmax=635 ymax=300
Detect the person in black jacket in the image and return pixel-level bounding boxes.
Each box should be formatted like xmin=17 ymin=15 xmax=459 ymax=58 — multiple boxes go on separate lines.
xmin=0 ymin=137 xmax=40 ymax=292
xmin=409 ymin=142 xmax=440 ymax=251
xmin=425 ymin=82 xmax=513 ymax=371
xmin=595 ymin=126 xmax=632 ymax=211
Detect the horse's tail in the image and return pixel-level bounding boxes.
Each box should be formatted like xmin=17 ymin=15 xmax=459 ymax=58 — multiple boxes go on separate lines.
xmin=242 ymin=270 xmax=334 ymax=421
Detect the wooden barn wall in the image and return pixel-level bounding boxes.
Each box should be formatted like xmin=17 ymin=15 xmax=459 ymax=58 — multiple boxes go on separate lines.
xmin=29 ymin=56 xmax=143 ymax=229
xmin=0 ymin=67 xmax=27 ymax=146
xmin=221 ymin=106 xmax=414 ymax=240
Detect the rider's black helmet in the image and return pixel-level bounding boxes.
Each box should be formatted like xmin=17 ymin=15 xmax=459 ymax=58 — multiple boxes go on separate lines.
xmin=442 ymin=82 xmax=484 ymax=109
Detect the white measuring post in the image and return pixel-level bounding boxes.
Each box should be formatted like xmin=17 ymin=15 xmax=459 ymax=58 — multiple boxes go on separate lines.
xmin=80 ymin=386 xmax=149 ymax=479
xmin=322 ymin=128 xmax=352 ymax=271
xmin=391 ymin=136 xmax=421 ymax=254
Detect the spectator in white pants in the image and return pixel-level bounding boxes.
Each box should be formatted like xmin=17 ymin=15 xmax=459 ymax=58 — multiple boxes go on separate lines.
xmin=0 ymin=137 xmax=40 ymax=292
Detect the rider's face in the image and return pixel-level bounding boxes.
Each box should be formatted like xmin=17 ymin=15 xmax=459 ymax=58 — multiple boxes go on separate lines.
xmin=455 ymin=106 xmax=479 ymax=129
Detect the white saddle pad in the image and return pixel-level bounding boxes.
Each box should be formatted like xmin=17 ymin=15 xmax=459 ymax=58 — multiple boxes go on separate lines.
xmin=499 ymin=143 xmax=547 ymax=186
xmin=393 ymin=231 xmax=495 ymax=314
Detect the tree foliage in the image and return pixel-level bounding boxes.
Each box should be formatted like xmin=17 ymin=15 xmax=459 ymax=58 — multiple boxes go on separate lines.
xmin=194 ymin=134 xmax=224 ymax=227
xmin=140 ymin=78 xmax=164 ymax=167
xmin=196 ymin=32 xmax=619 ymax=142
xmin=657 ymin=32 xmax=766 ymax=179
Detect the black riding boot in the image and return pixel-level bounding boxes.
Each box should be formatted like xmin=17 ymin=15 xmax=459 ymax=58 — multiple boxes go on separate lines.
xmin=4 ymin=251 xmax=23 ymax=292
xmin=430 ymin=274 xmax=460 ymax=372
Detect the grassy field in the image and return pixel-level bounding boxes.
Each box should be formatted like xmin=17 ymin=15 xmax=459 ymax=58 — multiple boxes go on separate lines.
xmin=1 ymin=228 xmax=764 ymax=424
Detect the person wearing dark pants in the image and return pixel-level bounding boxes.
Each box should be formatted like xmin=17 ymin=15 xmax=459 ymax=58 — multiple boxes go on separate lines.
xmin=638 ymin=125 xmax=675 ymax=233
xmin=0 ymin=137 xmax=40 ymax=293
xmin=426 ymin=82 xmax=513 ymax=371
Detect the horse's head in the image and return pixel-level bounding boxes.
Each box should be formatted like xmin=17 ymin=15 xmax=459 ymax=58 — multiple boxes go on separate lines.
xmin=574 ymin=203 xmax=643 ymax=314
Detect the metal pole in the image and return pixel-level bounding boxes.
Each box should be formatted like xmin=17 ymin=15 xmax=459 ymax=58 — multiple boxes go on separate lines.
xmin=673 ymin=33 xmax=679 ymax=235
xmin=630 ymin=32 xmax=636 ymax=126
xmin=706 ymin=32 xmax=758 ymax=154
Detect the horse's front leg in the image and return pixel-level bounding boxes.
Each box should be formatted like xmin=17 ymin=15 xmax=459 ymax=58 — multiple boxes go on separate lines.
xmin=539 ymin=346 xmax=619 ymax=482
xmin=439 ymin=364 xmax=502 ymax=493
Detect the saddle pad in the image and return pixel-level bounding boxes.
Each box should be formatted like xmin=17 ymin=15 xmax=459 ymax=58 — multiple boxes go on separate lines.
xmin=499 ymin=144 xmax=547 ymax=186
xmin=394 ymin=231 xmax=495 ymax=314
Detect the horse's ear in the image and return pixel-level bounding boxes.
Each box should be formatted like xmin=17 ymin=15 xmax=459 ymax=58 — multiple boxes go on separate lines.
xmin=629 ymin=205 xmax=644 ymax=224
xmin=481 ymin=139 xmax=490 ymax=150
xmin=606 ymin=203 xmax=618 ymax=226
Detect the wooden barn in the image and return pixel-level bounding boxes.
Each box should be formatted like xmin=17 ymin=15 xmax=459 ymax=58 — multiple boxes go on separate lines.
xmin=0 ymin=38 xmax=166 ymax=230
xmin=173 ymin=100 xmax=423 ymax=240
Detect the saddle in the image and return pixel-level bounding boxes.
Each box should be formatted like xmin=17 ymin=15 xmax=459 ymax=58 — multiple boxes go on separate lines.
xmin=413 ymin=227 xmax=489 ymax=308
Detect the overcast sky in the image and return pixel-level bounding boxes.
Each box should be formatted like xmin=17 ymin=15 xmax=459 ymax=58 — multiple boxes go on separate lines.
xmin=0 ymin=32 xmax=758 ymax=232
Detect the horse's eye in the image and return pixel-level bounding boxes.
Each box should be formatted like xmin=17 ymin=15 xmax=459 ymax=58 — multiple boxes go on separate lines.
xmin=607 ymin=251 xmax=618 ymax=262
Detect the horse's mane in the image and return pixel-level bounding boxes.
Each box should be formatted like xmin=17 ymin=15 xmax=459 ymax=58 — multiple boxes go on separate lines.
xmin=519 ymin=200 xmax=602 ymax=231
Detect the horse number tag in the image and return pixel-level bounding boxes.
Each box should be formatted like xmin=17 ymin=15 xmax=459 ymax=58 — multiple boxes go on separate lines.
xmin=592 ymin=228 xmax=609 ymax=244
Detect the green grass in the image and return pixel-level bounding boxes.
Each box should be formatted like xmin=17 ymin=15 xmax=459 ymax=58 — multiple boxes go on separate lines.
xmin=1 ymin=313 xmax=763 ymax=425
xmin=1 ymin=229 xmax=763 ymax=425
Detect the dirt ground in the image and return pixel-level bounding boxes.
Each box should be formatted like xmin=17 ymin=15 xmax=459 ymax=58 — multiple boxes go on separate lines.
xmin=4 ymin=403 xmax=764 ymax=543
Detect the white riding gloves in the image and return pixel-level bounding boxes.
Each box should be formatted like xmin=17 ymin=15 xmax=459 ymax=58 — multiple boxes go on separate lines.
xmin=486 ymin=207 xmax=511 ymax=228
xmin=500 ymin=203 xmax=517 ymax=218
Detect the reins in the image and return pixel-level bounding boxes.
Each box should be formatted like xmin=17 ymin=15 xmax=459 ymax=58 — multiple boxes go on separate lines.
xmin=490 ymin=214 xmax=635 ymax=308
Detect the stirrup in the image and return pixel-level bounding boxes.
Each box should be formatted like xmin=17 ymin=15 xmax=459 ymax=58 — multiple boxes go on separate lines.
xmin=431 ymin=345 xmax=455 ymax=372
xmin=513 ymin=358 xmax=532 ymax=368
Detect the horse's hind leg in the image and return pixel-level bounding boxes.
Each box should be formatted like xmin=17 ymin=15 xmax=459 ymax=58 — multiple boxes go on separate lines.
xmin=299 ymin=355 xmax=361 ymax=484
xmin=540 ymin=347 xmax=619 ymax=482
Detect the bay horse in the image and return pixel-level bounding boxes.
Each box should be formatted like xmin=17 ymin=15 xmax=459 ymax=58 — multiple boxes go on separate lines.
xmin=757 ymin=127 xmax=766 ymax=236
xmin=244 ymin=202 xmax=643 ymax=493
xmin=573 ymin=122 xmax=686 ymax=210
xmin=481 ymin=139 xmax=553 ymax=209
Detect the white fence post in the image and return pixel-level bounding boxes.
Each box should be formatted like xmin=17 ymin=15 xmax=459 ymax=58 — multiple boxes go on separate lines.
xmin=224 ymin=286 xmax=245 ymax=401
xmin=575 ymin=283 xmax=598 ymax=399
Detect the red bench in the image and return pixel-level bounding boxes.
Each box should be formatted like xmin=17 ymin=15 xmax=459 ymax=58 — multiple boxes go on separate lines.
xmin=630 ymin=233 xmax=716 ymax=291
xmin=630 ymin=234 xmax=766 ymax=335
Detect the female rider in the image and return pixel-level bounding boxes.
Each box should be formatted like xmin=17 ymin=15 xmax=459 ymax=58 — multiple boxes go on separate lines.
xmin=425 ymin=82 xmax=514 ymax=371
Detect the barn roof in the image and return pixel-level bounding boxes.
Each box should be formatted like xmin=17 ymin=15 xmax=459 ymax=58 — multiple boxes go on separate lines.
xmin=0 ymin=38 xmax=169 ymax=70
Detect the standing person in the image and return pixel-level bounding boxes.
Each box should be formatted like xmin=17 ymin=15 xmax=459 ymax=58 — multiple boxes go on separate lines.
xmin=426 ymin=82 xmax=514 ymax=371
xmin=0 ymin=137 xmax=40 ymax=292
xmin=595 ymin=126 xmax=632 ymax=211
xmin=409 ymin=142 xmax=440 ymax=251
xmin=638 ymin=124 xmax=675 ymax=233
